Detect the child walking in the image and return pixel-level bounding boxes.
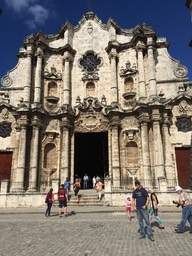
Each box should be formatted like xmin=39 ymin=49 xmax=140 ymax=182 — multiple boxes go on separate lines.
xmin=125 ymin=195 xmax=132 ymax=221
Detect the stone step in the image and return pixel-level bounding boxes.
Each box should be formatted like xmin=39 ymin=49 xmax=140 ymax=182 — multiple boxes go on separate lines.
xmin=55 ymin=190 xmax=105 ymax=206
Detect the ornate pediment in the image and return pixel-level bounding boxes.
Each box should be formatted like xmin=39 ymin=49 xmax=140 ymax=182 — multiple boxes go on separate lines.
xmin=74 ymin=97 xmax=103 ymax=116
xmin=74 ymin=112 xmax=109 ymax=132
xmin=44 ymin=65 xmax=62 ymax=80
xmin=120 ymin=61 xmax=137 ymax=77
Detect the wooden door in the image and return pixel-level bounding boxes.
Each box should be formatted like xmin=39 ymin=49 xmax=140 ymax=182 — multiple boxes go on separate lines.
xmin=0 ymin=152 xmax=12 ymax=180
xmin=175 ymin=147 xmax=191 ymax=188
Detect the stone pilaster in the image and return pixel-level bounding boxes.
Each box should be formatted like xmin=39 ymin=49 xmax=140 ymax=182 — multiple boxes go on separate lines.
xmin=162 ymin=113 xmax=175 ymax=181
xmin=34 ymin=48 xmax=43 ymax=104
xmin=60 ymin=120 xmax=71 ymax=183
xmin=147 ymin=38 xmax=157 ymax=96
xmin=24 ymin=51 xmax=32 ymax=104
xmin=110 ymin=118 xmax=120 ymax=187
xmin=12 ymin=119 xmax=28 ymax=191
xmin=109 ymin=50 xmax=118 ymax=104
xmin=28 ymin=117 xmax=41 ymax=191
xmin=136 ymin=42 xmax=146 ymax=98
xmin=139 ymin=113 xmax=152 ymax=184
xmin=62 ymin=52 xmax=72 ymax=105
xmin=151 ymin=109 xmax=166 ymax=191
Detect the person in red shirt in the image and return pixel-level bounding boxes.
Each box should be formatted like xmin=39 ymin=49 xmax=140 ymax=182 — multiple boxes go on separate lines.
xmin=57 ymin=184 xmax=68 ymax=217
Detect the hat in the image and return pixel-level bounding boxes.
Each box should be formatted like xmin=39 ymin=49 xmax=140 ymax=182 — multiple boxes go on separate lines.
xmin=135 ymin=180 xmax=141 ymax=185
xmin=175 ymin=185 xmax=182 ymax=192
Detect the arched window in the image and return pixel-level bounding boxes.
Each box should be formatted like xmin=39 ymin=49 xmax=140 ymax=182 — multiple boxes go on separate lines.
xmin=124 ymin=77 xmax=134 ymax=92
xmin=44 ymin=143 xmax=57 ymax=168
xmin=86 ymin=82 xmax=95 ymax=97
xmin=126 ymin=141 xmax=138 ymax=166
xmin=48 ymin=82 xmax=57 ymax=96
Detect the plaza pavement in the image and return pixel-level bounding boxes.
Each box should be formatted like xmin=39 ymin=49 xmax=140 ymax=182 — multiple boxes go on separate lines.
xmin=0 ymin=205 xmax=192 ymax=256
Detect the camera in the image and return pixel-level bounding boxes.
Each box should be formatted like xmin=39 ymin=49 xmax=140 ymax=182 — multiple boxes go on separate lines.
xmin=176 ymin=204 xmax=180 ymax=208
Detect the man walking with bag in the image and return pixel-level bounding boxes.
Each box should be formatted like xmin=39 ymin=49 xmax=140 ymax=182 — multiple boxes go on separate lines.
xmin=173 ymin=185 xmax=192 ymax=233
xmin=132 ymin=180 xmax=155 ymax=241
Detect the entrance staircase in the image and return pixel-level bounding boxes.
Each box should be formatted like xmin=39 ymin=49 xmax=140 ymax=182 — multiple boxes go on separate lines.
xmin=64 ymin=189 xmax=104 ymax=206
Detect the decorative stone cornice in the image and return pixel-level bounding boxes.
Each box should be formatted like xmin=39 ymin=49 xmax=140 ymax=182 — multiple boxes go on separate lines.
xmin=151 ymin=109 xmax=161 ymax=122
xmin=105 ymin=40 xmax=120 ymax=54
xmin=60 ymin=119 xmax=72 ymax=130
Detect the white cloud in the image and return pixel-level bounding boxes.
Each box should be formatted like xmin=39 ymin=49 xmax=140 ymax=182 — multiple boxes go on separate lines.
xmin=4 ymin=0 xmax=50 ymax=29
xmin=28 ymin=5 xmax=49 ymax=25
xmin=4 ymin=0 xmax=37 ymax=13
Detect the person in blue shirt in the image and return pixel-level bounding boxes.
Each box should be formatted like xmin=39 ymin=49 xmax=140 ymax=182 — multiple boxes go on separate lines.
xmin=64 ymin=177 xmax=71 ymax=200
xmin=83 ymin=173 xmax=89 ymax=189
xmin=132 ymin=180 xmax=155 ymax=241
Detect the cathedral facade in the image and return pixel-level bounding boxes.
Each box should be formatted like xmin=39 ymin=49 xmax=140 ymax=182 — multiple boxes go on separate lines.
xmin=0 ymin=12 xmax=191 ymax=206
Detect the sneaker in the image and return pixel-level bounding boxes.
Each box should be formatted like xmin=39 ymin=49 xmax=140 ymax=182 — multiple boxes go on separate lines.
xmin=139 ymin=235 xmax=146 ymax=239
xmin=148 ymin=235 xmax=155 ymax=241
xmin=159 ymin=225 xmax=165 ymax=229
xmin=175 ymin=229 xmax=183 ymax=233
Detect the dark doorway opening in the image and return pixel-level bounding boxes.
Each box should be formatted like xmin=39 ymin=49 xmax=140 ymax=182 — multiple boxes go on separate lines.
xmin=74 ymin=132 xmax=108 ymax=185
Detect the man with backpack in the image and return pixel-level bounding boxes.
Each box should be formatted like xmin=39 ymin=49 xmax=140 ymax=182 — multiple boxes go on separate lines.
xmin=57 ymin=184 xmax=68 ymax=217
xmin=132 ymin=180 xmax=155 ymax=241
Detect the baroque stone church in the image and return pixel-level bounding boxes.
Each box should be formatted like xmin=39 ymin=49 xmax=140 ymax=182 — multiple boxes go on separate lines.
xmin=0 ymin=12 xmax=191 ymax=206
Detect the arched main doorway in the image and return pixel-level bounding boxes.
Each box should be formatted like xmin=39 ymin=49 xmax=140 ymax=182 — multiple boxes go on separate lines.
xmin=74 ymin=132 xmax=108 ymax=187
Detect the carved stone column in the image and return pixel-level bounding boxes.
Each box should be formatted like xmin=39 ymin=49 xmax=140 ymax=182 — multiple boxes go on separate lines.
xmin=62 ymin=52 xmax=72 ymax=105
xmin=139 ymin=113 xmax=152 ymax=184
xmin=147 ymin=38 xmax=157 ymax=96
xmin=110 ymin=118 xmax=120 ymax=187
xmin=34 ymin=48 xmax=43 ymax=104
xmin=24 ymin=51 xmax=32 ymax=104
xmin=12 ymin=119 xmax=28 ymax=191
xmin=151 ymin=109 xmax=166 ymax=191
xmin=28 ymin=117 xmax=41 ymax=191
xmin=109 ymin=50 xmax=118 ymax=104
xmin=60 ymin=120 xmax=71 ymax=183
xmin=136 ymin=43 xmax=146 ymax=98
xmin=162 ymin=113 xmax=175 ymax=182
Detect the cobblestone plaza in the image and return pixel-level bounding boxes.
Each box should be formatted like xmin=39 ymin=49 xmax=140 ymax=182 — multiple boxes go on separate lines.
xmin=0 ymin=207 xmax=192 ymax=256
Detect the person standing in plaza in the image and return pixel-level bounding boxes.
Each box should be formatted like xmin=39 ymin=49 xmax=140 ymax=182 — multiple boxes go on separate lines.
xmin=125 ymin=195 xmax=132 ymax=221
xmin=96 ymin=179 xmax=103 ymax=201
xmin=132 ymin=180 xmax=155 ymax=241
xmin=73 ymin=178 xmax=81 ymax=204
xmin=57 ymin=184 xmax=68 ymax=217
xmin=173 ymin=185 xmax=192 ymax=233
xmin=64 ymin=177 xmax=71 ymax=200
xmin=92 ymin=175 xmax=96 ymax=188
xmin=45 ymin=188 xmax=54 ymax=217
xmin=148 ymin=192 xmax=164 ymax=229
xmin=83 ymin=173 xmax=89 ymax=189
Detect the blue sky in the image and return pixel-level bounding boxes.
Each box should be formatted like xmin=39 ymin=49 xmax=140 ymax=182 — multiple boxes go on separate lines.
xmin=0 ymin=0 xmax=192 ymax=82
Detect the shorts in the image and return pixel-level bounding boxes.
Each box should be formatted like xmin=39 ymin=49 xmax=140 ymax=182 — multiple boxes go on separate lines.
xmin=74 ymin=188 xmax=79 ymax=196
xmin=126 ymin=207 xmax=131 ymax=212
xmin=59 ymin=200 xmax=67 ymax=208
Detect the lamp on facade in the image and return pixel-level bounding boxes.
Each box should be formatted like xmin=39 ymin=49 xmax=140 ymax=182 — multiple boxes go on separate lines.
xmin=101 ymin=95 xmax=107 ymax=105
xmin=76 ymin=96 xmax=81 ymax=103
